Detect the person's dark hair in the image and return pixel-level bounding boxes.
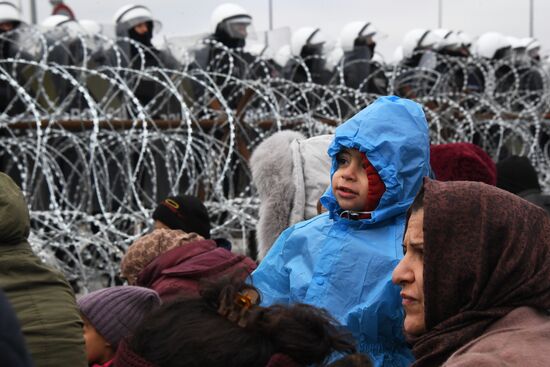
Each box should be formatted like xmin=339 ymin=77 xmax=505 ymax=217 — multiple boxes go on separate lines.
xmin=410 ymin=186 xmax=425 ymax=213
xmin=125 ymin=276 xmax=355 ymax=367
xmin=327 ymin=353 xmax=373 ymax=367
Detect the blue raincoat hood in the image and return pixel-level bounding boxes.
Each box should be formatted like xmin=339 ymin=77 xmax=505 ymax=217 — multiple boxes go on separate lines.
xmin=321 ymin=96 xmax=431 ymax=223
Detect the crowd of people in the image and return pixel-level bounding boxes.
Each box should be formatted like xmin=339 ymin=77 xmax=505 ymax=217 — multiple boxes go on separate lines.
xmin=0 ymin=1 xmax=546 ymax=118
xmin=1 ymin=95 xmax=549 ymax=367
xmin=0 ymin=2 xmax=549 ymax=367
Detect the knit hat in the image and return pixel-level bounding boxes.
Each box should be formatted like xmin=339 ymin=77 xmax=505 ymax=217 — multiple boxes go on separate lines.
xmin=120 ymin=228 xmax=204 ymax=285
xmin=496 ymin=155 xmax=541 ymax=194
xmin=361 ymin=153 xmax=386 ymax=212
xmin=152 ymin=195 xmax=211 ymax=239
xmin=429 ymin=143 xmax=497 ymax=185
xmin=78 ymin=286 xmax=161 ymax=348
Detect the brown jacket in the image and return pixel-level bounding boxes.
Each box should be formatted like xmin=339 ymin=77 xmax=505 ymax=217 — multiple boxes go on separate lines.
xmin=444 ymin=307 xmax=550 ymax=366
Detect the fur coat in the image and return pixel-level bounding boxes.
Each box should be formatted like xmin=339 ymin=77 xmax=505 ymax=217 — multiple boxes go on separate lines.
xmin=250 ymin=131 xmax=332 ymax=259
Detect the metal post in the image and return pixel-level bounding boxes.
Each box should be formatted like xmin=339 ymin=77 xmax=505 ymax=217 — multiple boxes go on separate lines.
xmin=268 ymin=0 xmax=273 ymax=31
xmin=438 ymin=0 xmax=442 ymax=28
xmin=529 ymin=0 xmax=534 ymax=37
xmin=29 ymin=0 xmax=37 ymax=25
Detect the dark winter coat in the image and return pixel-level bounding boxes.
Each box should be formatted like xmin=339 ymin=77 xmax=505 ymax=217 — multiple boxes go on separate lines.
xmin=0 ymin=288 xmax=34 ymax=367
xmin=0 ymin=172 xmax=87 ymax=367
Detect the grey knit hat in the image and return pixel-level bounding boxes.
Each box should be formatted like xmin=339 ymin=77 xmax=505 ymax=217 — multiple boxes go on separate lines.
xmin=78 ymin=286 xmax=161 ymax=347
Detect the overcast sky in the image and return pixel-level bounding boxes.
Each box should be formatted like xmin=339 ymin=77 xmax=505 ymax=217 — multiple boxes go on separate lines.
xmin=19 ymin=0 xmax=550 ymax=61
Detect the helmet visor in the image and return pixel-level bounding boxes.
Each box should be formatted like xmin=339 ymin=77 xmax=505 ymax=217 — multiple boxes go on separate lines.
xmin=222 ymin=16 xmax=251 ymax=39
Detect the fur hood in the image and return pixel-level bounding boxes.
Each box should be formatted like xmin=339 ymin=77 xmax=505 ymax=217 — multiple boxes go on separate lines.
xmin=250 ymin=131 xmax=332 ymax=259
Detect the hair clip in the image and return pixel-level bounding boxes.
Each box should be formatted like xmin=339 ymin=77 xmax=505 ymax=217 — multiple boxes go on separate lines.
xmin=218 ymin=288 xmax=260 ymax=328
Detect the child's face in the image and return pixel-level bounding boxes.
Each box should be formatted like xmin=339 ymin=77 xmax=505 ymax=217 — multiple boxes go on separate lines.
xmin=82 ymin=315 xmax=114 ymax=364
xmin=332 ymin=148 xmax=369 ymax=212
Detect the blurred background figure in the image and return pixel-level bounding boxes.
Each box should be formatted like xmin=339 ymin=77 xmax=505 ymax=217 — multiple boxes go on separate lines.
xmin=430 ymin=143 xmax=497 ymax=185
xmin=191 ymin=3 xmax=260 ymax=109
xmin=0 ymin=1 xmax=24 ymax=39
xmin=78 ymin=19 xmax=103 ymax=37
xmin=113 ymin=4 xmax=179 ymax=69
xmin=0 ymin=1 xmax=32 ymax=115
xmin=111 ymin=3 xmax=180 ymax=116
xmin=506 ymin=36 xmax=544 ymax=109
xmin=210 ymin=2 xmax=252 ymax=50
xmin=434 ymin=29 xmax=471 ymax=57
xmin=496 ymin=155 xmax=550 ymax=214
xmin=401 ymin=28 xmax=441 ymax=68
xmin=41 ymin=14 xmax=86 ymax=67
xmin=523 ymin=37 xmax=542 ymax=62
xmin=283 ymin=26 xmax=332 ymax=84
xmin=474 ymin=31 xmax=514 ymax=95
xmin=432 ymin=29 xmax=476 ymax=93
xmin=475 ymin=31 xmax=512 ymax=61
xmin=194 ymin=3 xmax=254 ymax=72
xmin=334 ymin=21 xmax=388 ymax=94
xmin=39 ymin=13 xmax=90 ymax=184
xmin=396 ymin=28 xmax=442 ymax=98
xmin=50 ymin=0 xmax=75 ymax=19
xmin=273 ymin=43 xmax=291 ymax=72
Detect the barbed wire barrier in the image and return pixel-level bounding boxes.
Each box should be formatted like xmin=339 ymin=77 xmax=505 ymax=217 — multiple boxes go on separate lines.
xmin=0 ymin=27 xmax=548 ymax=290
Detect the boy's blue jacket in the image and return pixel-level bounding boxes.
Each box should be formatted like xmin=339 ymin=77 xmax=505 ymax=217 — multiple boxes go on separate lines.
xmin=252 ymin=96 xmax=431 ymax=367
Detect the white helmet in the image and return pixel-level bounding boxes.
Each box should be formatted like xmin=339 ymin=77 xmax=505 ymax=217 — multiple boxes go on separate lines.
xmin=210 ymin=3 xmax=251 ymax=33
xmin=41 ymin=14 xmax=85 ymax=39
xmin=41 ymin=14 xmax=73 ymax=29
xmin=433 ymin=29 xmax=455 ymax=50
xmin=474 ymin=32 xmax=511 ymax=59
xmin=402 ymin=28 xmax=441 ymax=58
xmin=79 ymin=19 xmax=103 ymax=36
xmin=0 ymin=1 xmax=24 ymax=24
xmin=455 ymin=30 xmax=472 ymax=48
xmin=520 ymin=37 xmax=541 ymax=52
xmin=393 ymin=45 xmax=404 ymax=63
xmin=339 ymin=21 xmax=377 ymax=52
xmin=290 ymin=27 xmax=326 ymax=56
xmin=113 ymin=4 xmax=161 ymax=32
xmin=325 ymin=46 xmax=343 ymax=70
xmin=507 ymin=36 xmax=522 ymax=50
xmin=274 ymin=44 xmax=291 ymax=67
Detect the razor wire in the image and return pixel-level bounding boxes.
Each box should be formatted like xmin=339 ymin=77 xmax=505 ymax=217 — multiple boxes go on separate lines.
xmin=0 ymin=27 xmax=549 ymax=290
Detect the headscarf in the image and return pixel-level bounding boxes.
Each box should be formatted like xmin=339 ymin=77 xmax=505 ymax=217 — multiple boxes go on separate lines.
xmin=410 ymin=178 xmax=550 ymax=367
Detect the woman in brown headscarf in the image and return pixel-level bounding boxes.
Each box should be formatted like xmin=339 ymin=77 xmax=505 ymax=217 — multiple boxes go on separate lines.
xmin=392 ymin=178 xmax=550 ymax=367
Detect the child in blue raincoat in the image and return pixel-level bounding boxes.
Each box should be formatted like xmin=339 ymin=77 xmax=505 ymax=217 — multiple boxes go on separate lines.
xmin=252 ymin=96 xmax=431 ymax=367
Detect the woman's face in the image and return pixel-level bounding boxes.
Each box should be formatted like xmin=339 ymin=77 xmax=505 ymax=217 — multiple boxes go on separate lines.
xmin=392 ymin=208 xmax=426 ymax=336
